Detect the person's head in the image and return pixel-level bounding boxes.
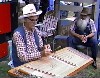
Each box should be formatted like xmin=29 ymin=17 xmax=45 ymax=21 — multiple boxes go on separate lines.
xmin=80 ymin=7 xmax=91 ymax=20
xmin=19 ymin=4 xmax=42 ymax=31
xmin=77 ymin=8 xmax=91 ymax=30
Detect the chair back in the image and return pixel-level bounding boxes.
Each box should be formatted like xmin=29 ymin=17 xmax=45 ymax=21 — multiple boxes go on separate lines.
xmin=40 ymin=11 xmax=58 ymax=37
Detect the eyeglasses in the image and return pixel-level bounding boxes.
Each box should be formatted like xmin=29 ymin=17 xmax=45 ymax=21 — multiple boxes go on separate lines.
xmin=81 ymin=15 xmax=87 ymax=17
xmin=27 ymin=17 xmax=38 ymax=22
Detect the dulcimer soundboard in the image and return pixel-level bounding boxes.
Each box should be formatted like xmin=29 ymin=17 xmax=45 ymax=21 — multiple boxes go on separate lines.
xmin=8 ymin=47 xmax=93 ymax=78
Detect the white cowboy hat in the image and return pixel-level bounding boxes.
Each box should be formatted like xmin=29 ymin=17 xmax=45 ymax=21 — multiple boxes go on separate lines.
xmin=19 ymin=4 xmax=42 ymax=19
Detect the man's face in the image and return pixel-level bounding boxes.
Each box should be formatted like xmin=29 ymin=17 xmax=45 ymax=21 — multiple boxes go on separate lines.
xmin=25 ymin=16 xmax=38 ymax=29
xmin=77 ymin=15 xmax=89 ymax=30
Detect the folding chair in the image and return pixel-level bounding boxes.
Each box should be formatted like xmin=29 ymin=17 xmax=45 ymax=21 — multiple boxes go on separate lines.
xmin=52 ymin=35 xmax=69 ymax=51
xmin=39 ymin=12 xmax=58 ymax=44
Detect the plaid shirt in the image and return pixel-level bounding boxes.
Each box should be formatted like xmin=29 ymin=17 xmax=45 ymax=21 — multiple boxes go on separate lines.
xmin=70 ymin=18 xmax=97 ymax=33
xmin=13 ymin=26 xmax=43 ymax=62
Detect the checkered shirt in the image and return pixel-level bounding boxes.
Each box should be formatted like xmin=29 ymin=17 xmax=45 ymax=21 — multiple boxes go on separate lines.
xmin=13 ymin=26 xmax=43 ymax=62
xmin=70 ymin=18 xmax=97 ymax=33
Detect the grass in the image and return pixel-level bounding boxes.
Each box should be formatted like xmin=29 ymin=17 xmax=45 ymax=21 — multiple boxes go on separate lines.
xmin=73 ymin=66 xmax=100 ymax=78
xmin=0 ymin=61 xmax=11 ymax=78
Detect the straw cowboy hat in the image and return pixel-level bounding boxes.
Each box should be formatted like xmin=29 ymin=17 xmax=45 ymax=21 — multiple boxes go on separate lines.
xmin=19 ymin=4 xmax=42 ymax=19
xmin=80 ymin=7 xmax=92 ymax=16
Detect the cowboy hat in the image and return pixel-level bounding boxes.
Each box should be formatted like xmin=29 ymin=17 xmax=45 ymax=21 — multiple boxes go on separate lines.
xmin=80 ymin=7 xmax=91 ymax=16
xmin=19 ymin=4 xmax=42 ymax=19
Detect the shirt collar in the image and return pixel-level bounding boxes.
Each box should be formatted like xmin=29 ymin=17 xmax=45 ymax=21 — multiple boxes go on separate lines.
xmin=23 ymin=26 xmax=35 ymax=35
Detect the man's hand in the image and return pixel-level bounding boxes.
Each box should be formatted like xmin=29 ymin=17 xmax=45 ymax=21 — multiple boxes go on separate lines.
xmin=82 ymin=35 xmax=87 ymax=43
xmin=78 ymin=35 xmax=84 ymax=41
xmin=41 ymin=44 xmax=52 ymax=57
xmin=78 ymin=35 xmax=87 ymax=43
xmin=44 ymin=44 xmax=52 ymax=52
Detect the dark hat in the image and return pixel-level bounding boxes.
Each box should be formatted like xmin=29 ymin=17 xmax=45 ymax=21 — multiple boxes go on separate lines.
xmin=81 ymin=7 xmax=91 ymax=15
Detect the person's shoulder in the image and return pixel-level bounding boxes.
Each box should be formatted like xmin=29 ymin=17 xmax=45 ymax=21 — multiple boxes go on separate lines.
xmin=89 ymin=19 xmax=94 ymax=22
xmin=89 ymin=19 xmax=94 ymax=23
xmin=13 ymin=26 xmax=25 ymax=36
xmin=14 ymin=26 xmax=24 ymax=33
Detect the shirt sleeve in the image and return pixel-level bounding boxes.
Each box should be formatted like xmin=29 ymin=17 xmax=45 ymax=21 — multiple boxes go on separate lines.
xmin=13 ymin=31 xmax=41 ymax=62
xmin=89 ymin=19 xmax=97 ymax=33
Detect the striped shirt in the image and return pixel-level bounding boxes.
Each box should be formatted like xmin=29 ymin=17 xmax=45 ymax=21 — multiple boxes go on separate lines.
xmin=13 ymin=26 xmax=43 ymax=62
xmin=70 ymin=18 xmax=97 ymax=33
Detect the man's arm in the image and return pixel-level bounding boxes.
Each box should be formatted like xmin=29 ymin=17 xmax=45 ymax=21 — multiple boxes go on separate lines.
xmin=36 ymin=28 xmax=52 ymax=56
xmin=86 ymin=33 xmax=95 ymax=38
xmin=70 ymin=30 xmax=84 ymax=41
xmin=86 ymin=19 xmax=96 ymax=38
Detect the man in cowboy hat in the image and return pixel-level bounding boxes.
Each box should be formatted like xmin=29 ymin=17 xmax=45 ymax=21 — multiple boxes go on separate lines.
xmin=11 ymin=4 xmax=52 ymax=67
xmin=68 ymin=7 xmax=98 ymax=69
